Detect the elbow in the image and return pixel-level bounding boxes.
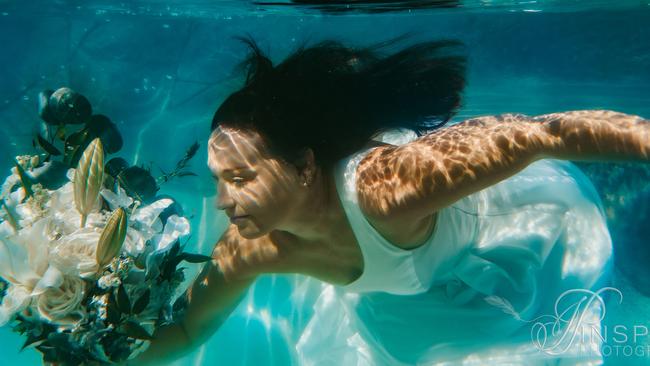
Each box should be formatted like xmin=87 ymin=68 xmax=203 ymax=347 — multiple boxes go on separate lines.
xmin=532 ymin=118 xmax=566 ymax=160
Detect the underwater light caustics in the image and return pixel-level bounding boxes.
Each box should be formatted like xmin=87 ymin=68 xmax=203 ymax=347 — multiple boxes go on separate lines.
xmin=74 ymin=138 xmax=105 ymax=228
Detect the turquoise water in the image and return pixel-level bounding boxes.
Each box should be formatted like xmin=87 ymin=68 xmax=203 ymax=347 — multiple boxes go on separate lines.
xmin=1 ymin=1 xmax=649 ymax=365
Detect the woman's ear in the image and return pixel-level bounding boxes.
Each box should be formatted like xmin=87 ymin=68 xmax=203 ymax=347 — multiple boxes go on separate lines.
xmin=297 ymin=148 xmax=316 ymax=186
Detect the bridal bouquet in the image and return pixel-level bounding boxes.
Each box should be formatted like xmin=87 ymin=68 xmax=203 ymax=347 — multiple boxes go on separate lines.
xmin=0 ymin=88 xmax=209 ymax=365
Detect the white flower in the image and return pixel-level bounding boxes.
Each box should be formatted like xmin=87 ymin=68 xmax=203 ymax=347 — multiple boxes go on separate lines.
xmin=97 ymin=273 xmax=121 ymax=290
xmin=153 ymin=215 xmax=190 ymax=252
xmin=48 ymin=181 xmax=105 ymax=235
xmin=36 ymin=274 xmax=86 ymax=328
xmin=1 ymin=183 xmax=50 ymax=230
xmin=1 ymin=178 xmax=51 ymax=230
xmin=131 ymin=198 xmax=172 ymax=230
xmin=101 ymin=184 xmax=178 ymax=256
xmin=124 ymin=227 xmax=146 ymax=256
xmin=0 ymin=219 xmax=64 ymax=326
xmin=50 ymin=227 xmax=102 ymax=279
xmin=100 ymin=184 xmax=133 ymax=211
xmin=1 ymin=145 xmax=198 ymax=365
xmin=0 ymin=164 xmax=193 ymax=335
xmin=0 ymin=285 xmax=31 ymax=325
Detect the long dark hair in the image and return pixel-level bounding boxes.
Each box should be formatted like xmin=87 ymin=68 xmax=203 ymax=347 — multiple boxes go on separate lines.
xmin=212 ymin=37 xmax=466 ymax=169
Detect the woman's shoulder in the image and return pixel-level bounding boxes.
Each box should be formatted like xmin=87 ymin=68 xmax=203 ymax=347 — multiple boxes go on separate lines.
xmin=353 ymin=128 xmax=435 ymax=222
xmin=339 ymin=131 xmax=439 ymax=249
xmin=353 ymin=115 xmax=545 ymax=219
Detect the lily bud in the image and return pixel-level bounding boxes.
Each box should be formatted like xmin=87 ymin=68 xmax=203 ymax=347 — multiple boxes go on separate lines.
xmin=74 ymin=138 xmax=104 ymax=227
xmin=96 ymin=207 xmax=127 ymax=269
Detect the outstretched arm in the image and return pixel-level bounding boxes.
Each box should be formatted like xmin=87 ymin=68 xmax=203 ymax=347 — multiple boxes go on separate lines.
xmin=357 ymin=110 xmax=649 ymax=222
xmin=533 ymin=110 xmax=648 ymax=161
xmin=129 ymin=226 xmax=261 ymax=365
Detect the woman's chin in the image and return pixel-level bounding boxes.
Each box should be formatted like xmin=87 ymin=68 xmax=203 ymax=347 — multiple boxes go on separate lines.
xmin=235 ymin=224 xmax=267 ymax=239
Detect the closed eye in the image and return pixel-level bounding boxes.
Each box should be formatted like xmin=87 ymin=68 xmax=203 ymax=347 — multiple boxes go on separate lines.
xmin=212 ymin=169 xmax=256 ymax=185
xmin=230 ymin=176 xmax=250 ymax=186
xmin=211 ymin=175 xmax=245 ymax=184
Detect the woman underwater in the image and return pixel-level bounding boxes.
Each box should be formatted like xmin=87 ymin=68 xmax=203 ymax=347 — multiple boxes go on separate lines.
xmin=133 ymin=39 xmax=649 ymax=365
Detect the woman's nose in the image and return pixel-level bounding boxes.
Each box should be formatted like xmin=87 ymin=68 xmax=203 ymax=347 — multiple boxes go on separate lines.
xmin=215 ymin=182 xmax=235 ymax=211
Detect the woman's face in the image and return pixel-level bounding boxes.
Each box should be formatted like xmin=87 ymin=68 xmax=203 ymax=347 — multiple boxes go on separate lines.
xmin=208 ymin=127 xmax=306 ymax=239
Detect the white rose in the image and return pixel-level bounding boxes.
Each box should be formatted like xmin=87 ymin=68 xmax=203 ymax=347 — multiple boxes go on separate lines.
xmin=51 ymin=227 xmax=101 ymax=278
xmin=36 ymin=274 xmax=86 ymax=327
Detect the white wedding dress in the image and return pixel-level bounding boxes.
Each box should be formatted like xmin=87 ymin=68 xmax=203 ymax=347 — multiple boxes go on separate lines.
xmin=295 ymin=131 xmax=613 ymax=365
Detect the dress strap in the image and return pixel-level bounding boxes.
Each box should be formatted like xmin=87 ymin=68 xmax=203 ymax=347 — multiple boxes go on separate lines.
xmin=334 ymin=147 xmax=431 ymax=295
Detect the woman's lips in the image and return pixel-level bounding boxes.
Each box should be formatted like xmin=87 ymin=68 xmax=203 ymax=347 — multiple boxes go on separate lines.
xmin=229 ymin=215 xmax=250 ymax=223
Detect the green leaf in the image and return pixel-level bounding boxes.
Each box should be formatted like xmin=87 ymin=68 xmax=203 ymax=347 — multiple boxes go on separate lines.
xmin=158 ymin=141 xmax=200 ymax=186
xmin=180 ymin=252 xmax=212 ymax=263
xmin=122 ymin=321 xmax=154 ymax=340
xmin=172 ymin=293 xmax=189 ymax=313
xmin=55 ymin=124 xmax=66 ymax=141
xmin=65 ymin=129 xmax=88 ymax=146
xmin=20 ymin=333 xmax=47 ymax=351
xmin=132 ymin=289 xmax=150 ymax=314
xmin=46 ymin=332 xmax=71 ymax=349
xmin=36 ymin=134 xmax=62 ymax=156
xmin=116 ymin=284 xmax=131 ymax=315
xmin=12 ymin=322 xmax=28 ymax=335
xmin=169 ymin=240 xmax=181 ymax=259
xmin=64 ymin=129 xmax=90 ymax=168
xmin=186 ymin=141 xmax=199 ymax=160
xmin=106 ymin=299 xmax=121 ymax=324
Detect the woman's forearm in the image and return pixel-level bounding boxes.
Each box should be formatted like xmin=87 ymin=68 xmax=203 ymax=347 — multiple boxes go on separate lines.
xmin=130 ymin=321 xmax=195 ymax=366
xmin=129 ymin=222 xmax=290 ymax=365
xmin=129 ymin=271 xmax=254 ymax=365
xmin=534 ymin=110 xmax=649 ymax=162
xmin=127 ymin=239 xmax=257 ymax=365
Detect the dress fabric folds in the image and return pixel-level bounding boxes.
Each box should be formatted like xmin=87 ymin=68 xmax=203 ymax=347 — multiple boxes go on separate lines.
xmin=296 ymin=131 xmax=613 ymax=365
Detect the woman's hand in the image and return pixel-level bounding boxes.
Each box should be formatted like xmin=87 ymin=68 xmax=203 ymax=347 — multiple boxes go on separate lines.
xmin=124 ymin=226 xmax=263 ymax=366
xmin=356 ymin=110 xmax=648 ymax=224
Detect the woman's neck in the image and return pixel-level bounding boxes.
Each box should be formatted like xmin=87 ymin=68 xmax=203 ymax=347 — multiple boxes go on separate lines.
xmin=276 ymin=169 xmax=342 ymax=241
